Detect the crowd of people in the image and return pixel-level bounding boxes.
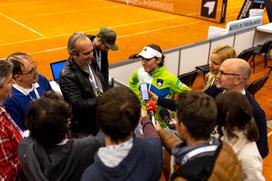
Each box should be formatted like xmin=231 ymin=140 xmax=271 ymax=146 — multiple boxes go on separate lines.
xmin=0 ymin=27 xmax=269 ymax=181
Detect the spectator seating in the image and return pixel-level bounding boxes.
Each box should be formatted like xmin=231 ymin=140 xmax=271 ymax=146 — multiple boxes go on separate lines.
xmin=251 ymin=40 xmax=272 ymax=73
xmin=178 ymin=70 xmax=198 ymax=87
xmin=195 ymin=64 xmax=209 ymax=81
xmin=237 ymin=47 xmax=255 ymax=62
xmin=247 ymin=66 xmax=272 ymax=97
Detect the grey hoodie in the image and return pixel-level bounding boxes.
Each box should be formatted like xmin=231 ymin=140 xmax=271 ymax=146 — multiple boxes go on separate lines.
xmin=18 ymin=136 xmax=102 ymax=181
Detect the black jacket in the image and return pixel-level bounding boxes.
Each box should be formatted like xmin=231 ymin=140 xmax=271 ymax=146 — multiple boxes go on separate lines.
xmin=88 ymin=35 xmax=109 ymax=85
xmin=59 ymin=57 xmax=108 ymax=135
xmin=157 ymin=97 xmax=177 ymax=111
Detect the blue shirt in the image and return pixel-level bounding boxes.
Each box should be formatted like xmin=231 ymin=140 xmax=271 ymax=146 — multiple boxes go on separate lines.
xmin=3 ymin=74 xmax=52 ymax=130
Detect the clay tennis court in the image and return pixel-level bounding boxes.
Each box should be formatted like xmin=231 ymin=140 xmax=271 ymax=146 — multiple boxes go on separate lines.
xmin=0 ymin=0 xmax=254 ymax=79
xmin=0 ymin=0 xmax=271 ymax=179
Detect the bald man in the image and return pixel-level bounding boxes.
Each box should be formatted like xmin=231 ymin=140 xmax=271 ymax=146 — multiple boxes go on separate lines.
xmin=216 ymin=58 xmax=251 ymax=92
xmin=205 ymin=58 xmax=269 ymax=158
xmin=59 ymin=32 xmax=108 ymax=137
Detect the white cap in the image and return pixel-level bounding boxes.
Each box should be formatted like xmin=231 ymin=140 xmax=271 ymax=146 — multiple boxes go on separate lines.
xmin=138 ymin=46 xmax=162 ymax=59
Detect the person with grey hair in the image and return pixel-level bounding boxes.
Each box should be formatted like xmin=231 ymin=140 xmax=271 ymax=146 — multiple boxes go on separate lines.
xmin=59 ymin=32 xmax=108 ymax=137
xmin=3 ymin=52 xmax=52 ymax=131
xmin=205 ymin=58 xmax=269 ymax=158
xmin=0 ymin=60 xmax=24 ymax=180
xmin=88 ymin=27 xmax=118 ymax=85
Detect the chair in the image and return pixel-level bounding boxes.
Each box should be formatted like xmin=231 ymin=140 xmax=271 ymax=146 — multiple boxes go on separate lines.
xmin=251 ymin=40 xmax=272 ymax=73
xmin=178 ymin=70 xmax=198 ymax=87
xmin=237 ymin=47 xmax=255 ymax=62
xmin=247 ymin=66 xmax=272 ymax=97
xmin=195 ymin=64 xmax=209 ymax=81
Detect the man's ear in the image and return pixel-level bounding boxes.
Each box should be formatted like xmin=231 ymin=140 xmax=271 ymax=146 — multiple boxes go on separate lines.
xmin=96 ymin=37 xmax=103 ymax=45
xmin=96 ymin=37 xmax=102 ymax=41
xmin=70 ymin=51 xmax=79 ymax=60
xmin=13 ymin=74 xmax=20 ymax=81
xmin=234 ymin=76 xmax=243 ymax=85
xmin=73 ymin=50 xmax=80 ymax=56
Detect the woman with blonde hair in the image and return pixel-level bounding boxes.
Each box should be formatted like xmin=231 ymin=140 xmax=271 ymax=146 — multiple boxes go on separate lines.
xmin=204 ymin=45 xmax=236 ymax=90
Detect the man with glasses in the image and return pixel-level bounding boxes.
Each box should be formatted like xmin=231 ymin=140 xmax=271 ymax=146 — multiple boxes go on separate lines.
xmin=3 ymin=52 xmax=52 ymax=131
xmin=88 ymin=27 xmax=118 ymax=86
xmin=59 ymin=32 xmax=108 ymax=138
xmin=205 ymin=58 xmax=269 ymax=158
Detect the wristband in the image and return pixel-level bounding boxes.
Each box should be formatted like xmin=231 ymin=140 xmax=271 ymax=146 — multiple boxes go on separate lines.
xmin=143 ymin=121 xmax=153 ymax=130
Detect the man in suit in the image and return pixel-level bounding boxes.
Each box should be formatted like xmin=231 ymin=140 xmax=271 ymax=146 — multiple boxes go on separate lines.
xmin=205 ymin=58 xmax=269 ymax=158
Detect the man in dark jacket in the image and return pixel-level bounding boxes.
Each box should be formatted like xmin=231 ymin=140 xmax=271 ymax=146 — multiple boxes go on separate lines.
xmin=81 ymin=87 xmax=163 ymax=181
xmin=59 ymin=32 xmax=108 ymax=137
xmin=88 ymin=27 xmax=118 ymax=85
xmin=205 ymin=58 xmax=269 ymax=158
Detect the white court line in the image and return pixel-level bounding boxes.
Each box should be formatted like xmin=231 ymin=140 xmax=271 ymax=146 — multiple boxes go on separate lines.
xmin=28 ymin=21 xmax=198 ymax=55
xmin=0 ymin=16 xmax=178 ymax=46
xmin=14 ymin=5 xmax=125 ymax=18
xmin=54 ymin=16 xmax=178 ymax=37
xmin=118 ymin=21 xmax=199 ymax=38
xmin=0 ymin=7 xmax=235 ymax=46
xmin=0 ymin=13 xmax=45 ymax=37
xmin=0 ymin=37 xmax=45 ymax=47
xmin=110 ymin=16 xmax=178 ymax=29
xmin=30 ymin=46 xmax=66 ymax=55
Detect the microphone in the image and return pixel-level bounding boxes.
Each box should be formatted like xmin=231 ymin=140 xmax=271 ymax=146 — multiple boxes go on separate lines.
xmin=146 ymin=101 xmax=157 ymax=126
xmin=159 ymin=109 xmax=175 ymax=129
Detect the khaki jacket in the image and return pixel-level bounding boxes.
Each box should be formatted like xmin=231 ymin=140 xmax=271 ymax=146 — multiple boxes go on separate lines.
xmin=158 ymin=129 xmax=241 ymax=181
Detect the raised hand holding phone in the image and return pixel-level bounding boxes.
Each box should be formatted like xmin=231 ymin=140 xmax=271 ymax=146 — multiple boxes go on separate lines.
xmin=140 ymin=83 xmax=149 ymax=101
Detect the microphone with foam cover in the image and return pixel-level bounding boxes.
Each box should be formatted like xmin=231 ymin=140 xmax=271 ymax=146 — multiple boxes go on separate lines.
xmin=146 ymin=101 xmax=157 ymax=126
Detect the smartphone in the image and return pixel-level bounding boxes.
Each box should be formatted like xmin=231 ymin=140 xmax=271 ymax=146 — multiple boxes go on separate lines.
xmin=140 ymin=83 xmax=149 ymax=101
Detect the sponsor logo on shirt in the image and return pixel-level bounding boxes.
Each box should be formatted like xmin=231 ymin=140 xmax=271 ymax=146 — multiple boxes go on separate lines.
xmin=157 ymin=79 xmax=163 ymax=87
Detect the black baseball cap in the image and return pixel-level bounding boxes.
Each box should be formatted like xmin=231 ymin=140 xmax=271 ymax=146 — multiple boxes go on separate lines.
xmin=97 ymin=28 xmax=118 ymax=51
